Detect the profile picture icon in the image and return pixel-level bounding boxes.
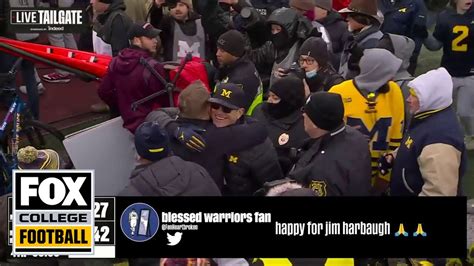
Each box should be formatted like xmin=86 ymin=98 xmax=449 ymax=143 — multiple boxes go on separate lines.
xmin=120 ymin=203 xmax=159 ymax=242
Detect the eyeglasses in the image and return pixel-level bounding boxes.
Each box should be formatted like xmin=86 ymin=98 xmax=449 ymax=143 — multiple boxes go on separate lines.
xmin=210 ymin=103 xmax=233 ymax=113
xmin=298 ymin=58 xmax=316 ymax=65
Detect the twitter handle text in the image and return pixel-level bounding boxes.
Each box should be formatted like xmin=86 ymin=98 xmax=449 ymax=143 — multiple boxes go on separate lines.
xmin=162 ymin=224 xmax=198 ymax=231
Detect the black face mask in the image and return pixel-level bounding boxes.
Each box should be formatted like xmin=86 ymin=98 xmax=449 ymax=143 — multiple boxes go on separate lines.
xmin=271 ymin=31 xmax=289 ymax=49
xmin=264 ymin=101 xmax=297 ymax=119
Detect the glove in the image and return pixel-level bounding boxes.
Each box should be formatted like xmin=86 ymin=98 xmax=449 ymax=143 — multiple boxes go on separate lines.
xmin=378 ymin=153 xmax=394 ymax=176
xmin=174 ymin=124 xmax=207 ymax=152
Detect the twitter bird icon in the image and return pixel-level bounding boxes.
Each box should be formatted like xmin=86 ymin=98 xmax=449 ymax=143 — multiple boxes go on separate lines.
xmin=167 ymin=232 xmax=183 ymax=246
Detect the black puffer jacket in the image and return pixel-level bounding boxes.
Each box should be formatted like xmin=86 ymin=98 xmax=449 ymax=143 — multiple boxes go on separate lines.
xmin=119 ymin=156 xmax=221 ymax=196
xmin=224 ymin=117 xmax=283 ymax=196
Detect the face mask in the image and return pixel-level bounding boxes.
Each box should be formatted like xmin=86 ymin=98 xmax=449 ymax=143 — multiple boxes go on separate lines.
xmin=271 ymin=31 xmax=289 ymax=49
xmin=306 ymin=69 xmax=318 ymax=79
xmin=265 ymin=101 xmax=295 ymax=119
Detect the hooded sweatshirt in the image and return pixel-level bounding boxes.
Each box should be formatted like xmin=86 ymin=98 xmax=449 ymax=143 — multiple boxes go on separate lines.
xmin=329 ymin=48 xmax=405 ymax=183
xmin=391 ymin=67 xmax=466 ymax=196
xmin=98 ymin=47 xmax=167 ymax=133
xmin=408 ymin=67 xmax=453 ymax=114
xmin=385 ymin=34 xmax=415 ymax=129
xmin=354 ymin=48 xmax=402 ymax=93
xmin=389 ymin=34 xmax=415 ymax=83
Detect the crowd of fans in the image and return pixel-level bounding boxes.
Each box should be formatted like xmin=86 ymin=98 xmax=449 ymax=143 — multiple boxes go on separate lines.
xmin=0 ymin=0 xmax=472 ymax=264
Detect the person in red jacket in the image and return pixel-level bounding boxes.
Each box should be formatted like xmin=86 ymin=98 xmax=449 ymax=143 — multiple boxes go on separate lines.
xmin=333 ymin=0 xmax=350 ymax=10
xmin=98 ymin=22 xmax=167 ymax=134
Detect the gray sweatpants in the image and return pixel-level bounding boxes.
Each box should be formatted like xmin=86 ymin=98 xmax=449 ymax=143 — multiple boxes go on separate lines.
xmin=452 ymin=75 xmax=474 ymax=137
xmin=43 ymin=0 xmax=78 ymax=75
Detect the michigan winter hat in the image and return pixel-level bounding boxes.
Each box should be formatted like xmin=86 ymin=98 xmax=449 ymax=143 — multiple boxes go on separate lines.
xmin=18 ymin=146 xmax=60 ymax=170
xmin=135 ymin=122 xmax=170 ymax=162
xmin=299 ymin=37 xmax=330 ymax=67
xmin=290 ymin=0 xmax=316 ymax=11
xmin=209 ymin=82 xmax=247 ymax=110
xmin=304 ymin=91 xmax=344 ymax=131
xmin=314 ymin=0 xmax=333 ymax=11
xmin=217 ymin=30 xmax=246 ymax=58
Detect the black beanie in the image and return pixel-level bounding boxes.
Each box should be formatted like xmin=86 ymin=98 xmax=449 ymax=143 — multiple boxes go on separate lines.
xmin=99 ymin=0 xmax=113 ymax=3
xmin=304 ymin=92 xmax=344 ymax=131
xmin=299 ymin=37 xmax=329 ymax=67
xmin=217 ymin=30 xmax=246 ymax=58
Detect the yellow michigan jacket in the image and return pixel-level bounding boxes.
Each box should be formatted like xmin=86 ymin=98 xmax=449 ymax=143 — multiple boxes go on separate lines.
xmin=329 ymin=80 xmax=405 ymax=183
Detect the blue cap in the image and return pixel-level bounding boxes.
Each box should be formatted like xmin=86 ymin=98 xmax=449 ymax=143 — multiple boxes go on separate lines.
xmin=135 ymin=122 xmax=170 ymax=162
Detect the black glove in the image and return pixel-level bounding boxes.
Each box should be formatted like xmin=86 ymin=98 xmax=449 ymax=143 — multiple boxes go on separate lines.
xmin=378 ymin=154 xmax=394 ymax=176
xmin=174 ymin=124 xmax=207 ymax=152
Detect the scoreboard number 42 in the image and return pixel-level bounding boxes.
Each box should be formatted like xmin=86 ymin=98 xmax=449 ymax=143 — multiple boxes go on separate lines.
xmin=93 ymin=197 xmax=115 ymax=246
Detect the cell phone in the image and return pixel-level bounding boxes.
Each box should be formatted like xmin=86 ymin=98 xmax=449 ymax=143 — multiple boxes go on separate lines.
xmin=138 ymin=209 xmax=150 ymax=236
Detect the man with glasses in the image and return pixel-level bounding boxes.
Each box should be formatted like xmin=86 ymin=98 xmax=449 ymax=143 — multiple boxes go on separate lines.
xmin=298 ymin=37 xmax=344 ymax=94
xmin=208 ymin=83 xmax=283 ymax=195
xmin=146 ymin=81 xmax=273 ymax=192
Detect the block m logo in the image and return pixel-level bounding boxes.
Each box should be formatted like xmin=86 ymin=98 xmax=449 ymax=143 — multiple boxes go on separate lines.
xmin=177 ymin=41 xmax=201 ymax=58
xmin=221 ymin=89 xmax=232 ymax=98
xmin=347 ymin=117 xmax=392 ymax=151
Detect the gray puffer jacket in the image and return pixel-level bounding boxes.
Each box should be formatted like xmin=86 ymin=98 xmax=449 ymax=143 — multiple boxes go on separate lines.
xmin=119 ymin=156 xmax=221 ymax=196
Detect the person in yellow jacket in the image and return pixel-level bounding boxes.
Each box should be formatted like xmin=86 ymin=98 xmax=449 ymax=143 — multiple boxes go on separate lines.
xmin=329 ymin=48 xmax=405 ymax=194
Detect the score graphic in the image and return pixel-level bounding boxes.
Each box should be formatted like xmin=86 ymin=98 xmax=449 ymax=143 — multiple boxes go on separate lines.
xmin=70 ymin=197 xmax=116 ymax=258
xmin=12 ymin=170 xmax=94 ymax=256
